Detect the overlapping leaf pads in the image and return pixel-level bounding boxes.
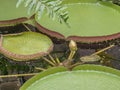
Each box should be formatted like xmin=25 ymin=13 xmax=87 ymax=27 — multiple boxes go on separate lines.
xmin=0 ymin=32 xmax=53 ymax=61
xmin=35 ymin=0 xmax=120 ymax=48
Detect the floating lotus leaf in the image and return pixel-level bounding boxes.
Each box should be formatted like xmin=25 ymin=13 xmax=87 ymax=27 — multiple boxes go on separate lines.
xmin=20 ymin=64 xmax=120 ymax=90
xmin=0 ymin=0 xmax=33 ymax=26
xmin=35 ymin=0 xmax=120 ymax=48
xmin=0 ymin=32 xmax=53 ymax=61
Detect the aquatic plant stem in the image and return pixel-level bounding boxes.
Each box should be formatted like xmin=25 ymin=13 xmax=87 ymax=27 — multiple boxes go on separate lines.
xmin=69 ymin=62 xmax=84 ymax=69
xmin=68 ymin=40 xmax=77 ymax=60
xmin=0 ymin=73 xmax=38 ymax=78
xmin=35 ymin=67 xmax=46 ymax=71
xmin=42 ymin=57 xmax=56 ymax=66
xmin=48 ymin=54 xmax=56 ymax=64
xmin=55 ymin=56 xmax=61 ymax=64
xmin=23 ymin=23 xmax=31 ymax=31
xmin=92 ymin=45 xmax=115 ymax=55
xmin=68 ymin=51 xmax=76 ymax=60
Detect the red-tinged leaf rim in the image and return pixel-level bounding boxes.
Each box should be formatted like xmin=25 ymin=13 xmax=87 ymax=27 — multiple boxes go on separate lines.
xmin=0 ymin=0 xmax=34 ymax=26
xmin=67 ymin=32 xmax=120 ymax=43
xmin=0 ymin=17 xmax=28 ymax=26
xmin=35 ymin=22 xmax=65 ymax=40
xmin=0 ymin=32 xmax=53 ymax=61
xmin=35 ymin=0 xmax=120 ymax=48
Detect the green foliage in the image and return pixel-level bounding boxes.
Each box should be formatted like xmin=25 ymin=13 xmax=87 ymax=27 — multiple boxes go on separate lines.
xmin=16 ymin=0 xmax=69 ymax=25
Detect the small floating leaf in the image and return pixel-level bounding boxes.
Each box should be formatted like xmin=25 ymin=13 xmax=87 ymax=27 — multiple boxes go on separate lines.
xmin=0 ymin=32 xmax=53 ymax=61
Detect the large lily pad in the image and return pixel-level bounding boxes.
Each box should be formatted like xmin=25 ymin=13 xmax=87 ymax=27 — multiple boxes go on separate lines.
xmin=0 ymin=0 xmax=33 ymax=26
xmin=20 ymin=64 xmax=120 ymax=90
xmin=35 ymin=0 xmax=120 ymax=43
xmin=0 ymin=32 xmax=53 ymax=61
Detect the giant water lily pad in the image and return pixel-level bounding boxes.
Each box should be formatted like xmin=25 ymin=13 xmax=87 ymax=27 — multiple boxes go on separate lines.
xmin=35 ymin=0 xmax=120 ymax=44
xmin=0 ymin=0 xmax=33 ymax=26
xmin=20 ymin=65 xmax=120 ymax=90
xmin=0 ymin=32 xmax=53 ymax=61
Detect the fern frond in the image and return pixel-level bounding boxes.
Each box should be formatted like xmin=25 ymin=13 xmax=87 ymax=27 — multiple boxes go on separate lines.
xmin=16 ymin=0 xmax=24 ymax=8
xmin=16 ymin=0 xmax=69 ymax=25
xmin=25 ymin=0 xmax=33 ymax=7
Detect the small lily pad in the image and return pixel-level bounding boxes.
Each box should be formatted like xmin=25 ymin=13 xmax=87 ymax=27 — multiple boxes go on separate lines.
xmin=20 ymin=65 xmax=120 ymax=90
xmin=0 ymin=32 xmax=53 ymax=61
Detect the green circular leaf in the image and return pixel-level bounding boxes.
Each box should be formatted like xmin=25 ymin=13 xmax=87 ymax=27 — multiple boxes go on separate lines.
xmin=36 ymin=1 xmax=120 ymax=38
xmin=20 ymin=65 xmax=120 ymax=90
xmin=0 ymin=32 xmax=53 ymax=61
